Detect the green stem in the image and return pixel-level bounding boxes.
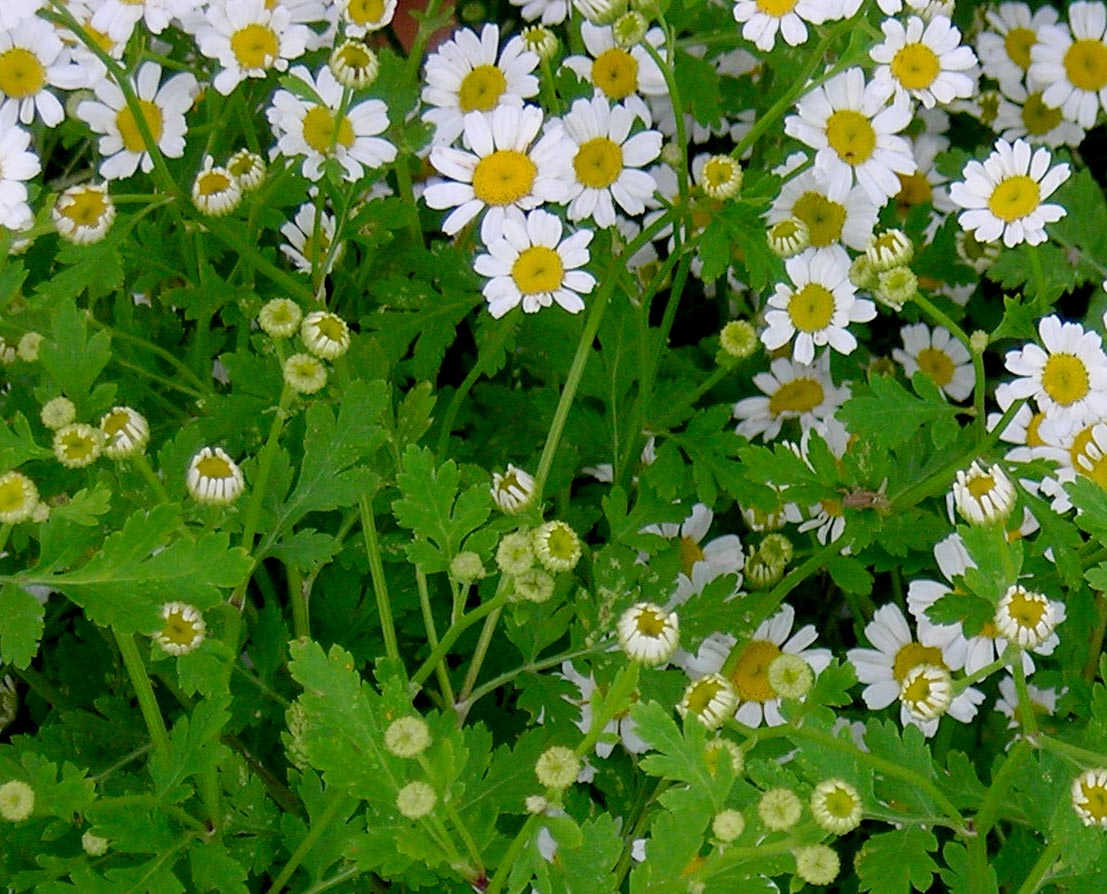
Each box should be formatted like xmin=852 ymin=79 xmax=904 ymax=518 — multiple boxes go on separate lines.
xmin=464 ymin=645 xmax=602 ymax=710
xmin=115 ymin=631 xmax=169 ymax=754
xmin=266 ymin=794 xmax=353 ymax=894
xmin=90 ymin=315 xmax=210 ymax=394
xmin=416 ymin=568 xmax=455 ymax=706
xmin=130 ymin=452 xmax=169 ymax=503
xmin=1015 ymin=838 xmax=1063 ymax=894
xmin=301 ymin=866 xmax=363 ymax=894
xmin=288 ymin=564 xmax=310 ymax=641
xmin=360 ymin=494 xmax=400 ymax=662
xmin=403 ymin=0 xmax=448 ymax=83
xmin=1012 ymin=657 xmax=1039 ymax=737
xmin=1037 ymin=734 xmax=1107 ymax=768
xmin=1027 ymin=243 xmax=1049 ymax=303
xmin=411 ymin=588 xmax=511 ymax=688
xmin=1084 ymin=591 xmax=1107 ymax=681
xmin=485 ymin=815 xmax=540 ymax=894
xmin=975 ymin=738 xmax=1030 ymax=836
xmin=240 ymin=389 xmax=292 ymax=553
xmin=642 ymin=25 xmax=688 ymax=197
xmin=457 ymin=606 xmax=502 ymax=707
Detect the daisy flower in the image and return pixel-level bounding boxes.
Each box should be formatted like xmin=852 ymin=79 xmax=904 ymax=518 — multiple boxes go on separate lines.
xmin=269 ymin=65 xmax=396 ymax=182
xmin=976 ymin=3 xmax=1059 ymax=90
xmin=1004 ymin=315 xmax=1107 ymax=425
xmin=338 ymin=0 xmax=398 ymax=36
xmin=994 ymin=82 xmax=1086 ymax=148
xmin=422 ymin=25 xmax=539 ymax=147
xmin=1031 ymin=1 xmax=1107 ymax=129
xmin=761 ymin=249 xmax=875 ymax=365
xmin=561 ymin=95 xmax=662 ymax=228
xmin=0 ymin=105 xmax=40 ymax=230
xmin=196 ymin=0 xmax=310 ymax=96
xmin=76 ymin=61 xmax=198 ymax=181
xmin=848 ymin=603 xmax=985 ymax=737
xmin=892 ymin=322 xmax=974 ymax=401
xmin=191 ymin=156 xmax=242 ymax=216
xmin=784 ymin=67 xmax=916 ymax=205
xmin=424 ymin=104 xmax=569 ymax=243
xmin=0 ymin=16 xmax=86 ymax=127
xmin=949 ymin=138 xmax=1070 ymax=248
xmin=563 ymin=22 xmax=667 ymax=103
xmin=53 ymin=182 xmax=115 ymax=244
xmin=473 ymin=208 xmax=594 ymax=317
xmin=732 ymin=0 xmax=830 ymax=53
xmin=616 ymin=606 xmax=681 ymax=669
xmin=680 ymin=604 xmax=831 ymax=728
xmin=187 ymin=447 xmax=245 ymax=505
xmin=280 ymin=203 xmax=344 ymax=275
xmin=870 ymin=15 xmax=978 ymax=110
xmin=154 ymin=602 xmax=206 ymax=655
xmin=733 ymin=353 xmax=849 ymax=441
xmin=768 ymin=154 xmax=880 ymax=257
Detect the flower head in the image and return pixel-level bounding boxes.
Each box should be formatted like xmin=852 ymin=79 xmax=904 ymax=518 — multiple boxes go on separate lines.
xmin=758 ymin=788 xmax=802 ymax=831
xmin=811 ymin=778 xmax=863 ymax=834
xmin=532 ymin=520 xmax=582 ymax=573
xmin=492 ymin=464 xmax=536 ymax=513
xmin=678 ymin=673 xmax=737 ymax=730
xmin=1072 ymin=768 xmax=1107 ymax=828
xmin=53 ymin=423 xmax=102 ymax=469
xmin=870 ymin=15 xmax=978 ymax=109
xmin=950 ymin=138 xmax=1070 ymax=248
xmin=330 ymin=39 xmax=380 ymax=90
xmin=154 ymin=602 xmax=206 ymax=655
xmin=767 ymin=218 xmax=810 ymax=258
xmin=995 ymin=584 xmax=1061 ymax=649
xmin=899 ymin=663 xmax=952 ymax=722
xmin=696 ymin=153 xmax=743 ymax=201
xmin=712 ymin=808 xmax=746 ymax=843
xmin=100 ymin=406 xmax=149 ymax=459
xmin=53 ymin=183 xmax=116 ymax=244
xmin=396 ymin=781 xmax=437 ymax=819
xmin=1031 ymin=2 xmax=1107 ymax=129
xmin=0 ymin=780 xmax=34 ymax=822
xmin=953 ymin=461 xmax=1016 ymax=525
xmin=617 ymin=602 xmax=680 ymax=665
xmin=187 ymin=446 xmax=245 ymax=505
xmin=227 ymin=148 xmax=266 ymax=192
xmin=384 ymin=716 xmax=432 ymax=758
xmin=283 ymin=353 xmax=328 ymax=395
xmin=192 ymin=156 xmax=242 ymax=217
xmin=258 ymin=298 xmax=303 ymax=339
xmin=535 ymin=745 xmax=581 ymax=789
xmin=0 ymin=470 xmax=38 ymax=524
xmin=300 ymin=311 xmax=350 ymax=360
xmin=893 ymin=323 xmax=974 ymax=401
xmin=794 ymin=844 xmax=840 ymax=886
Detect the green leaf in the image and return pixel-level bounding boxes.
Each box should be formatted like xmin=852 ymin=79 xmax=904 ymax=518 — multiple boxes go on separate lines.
xmin=988 ymin=290 xmax=1054 ymax=344
xmin=0 ymin=412 xmax=51 ymax=468
xmin=674 ymin=49 xmax=720 ymax=128
xmin=856 ymin=827 xmax=940 ymax=894
xmin=863 ymin=720 xmax=936 ymax=814
xmin=938 ymin=841 xmax=996 ymax=894
xmin=38 ymin=299 xmax=112 ymax=414
xmin=16 ymin=504 xmax=252 ymax=634
xmin=189 ymin=841 xmax=249 ymax=894
xmin=633 ymin=701 xmax=733 ymax=806
xmin=547 ymin=814 xmax=623 ymax=894
xmin=150 ymin=697 xmax=232 ymax=803
xmin=0 ymin=583 xmax=45 ymax=668
xmin=826 ymin=555 xmax=874 ymax=595
xmin=392 ymin=445 xmax=492 ymax=573
xmin=52 ymin=487 xmax=113 ymax=526
xmin=807 ymin=658 xmax=857 ymax=709
xmin=34 ymin=232 xmax=125 ymax=303
xmin=987 ymin=242 xmax=1074 ymax=305
xmin=838 ymin=375 xmax=960 ymax=452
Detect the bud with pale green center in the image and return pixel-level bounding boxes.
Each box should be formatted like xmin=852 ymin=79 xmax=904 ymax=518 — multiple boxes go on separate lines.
xmin=450 ymin=551 xmax=486 ymax=585
xmin=874 ymin=266 xmax=918 ymax=311
xmin=718 ymin=320 xmax=758 ymax=365
xmin=613 ymin=10 xmax=648 ymax=47
xmin=767 ymin=218 xmax=809 ymax=258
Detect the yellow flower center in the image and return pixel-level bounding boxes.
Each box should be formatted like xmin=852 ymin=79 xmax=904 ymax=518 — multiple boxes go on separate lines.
xmin=966 ymin=473 xmax=997 ymax=500
xmin=755 ymin=0 xmax=798 ymax=13
xmin=768 ymin=376 xmax=824 ymax=416
xmin=196 ymin=454 xmax=234 ymax=479
xmin=59 ymin=189 xmax=110 ymax=226
xmin=788 ymin=282 xmax=836 ymax=332
xmin=313 ymin=314 xmax=346 ymax=342
xmin=730 ymin=640 xmax=781 ymax=702
xmin=0 ymin=47 xmax=46 ymax=98
xmin=335 ymin=42 xmax=374 ymax=72
xmin=892 ymin=641 xmax=945 ymax=683
xmin=987 ymin=174 xmax=1040 ymax=222
xmin=102 ymin=409 xmax=131 ymax=438
xmin=472 ymin=149 xmax=537 ymax=206
xmin=1078 ymin=779 xmax=1107 ymax=821
xmin=117 ymin=99 xmax=164 ymax=153
xmin=1021 ymin=92 xmax=1063 ymax=136
xmin=230 ymin=23 xmax=279 ymax=69
xmin=890 ymin=42 xmax=941 ymax=90
xmin=901 ymin=669 xmax=939 ymax=705
xmin=825 ymin=109 xmax=877 ymax=166
xmin=61 ymin=431 xmax=97 ymax=461
xmin=896 ymin=171 xmax=933 ymax=213
xmin=511 ymin=245 xmax=564 ymax=294
xmin=458 ymin=64 xmax=507 ymax=113
xmin=703 ymin=157 xmax=737 ymax=188
xmin=162 ymin=609 xmax=201 ymax=646
xmin=685 ymin=677 xmax=726 ymax=714
xmin=196 ymin=170 xmax=233 ymax=196
xmin=1041 ymin=352 xmax=1090 ymax=406
xmin=823 ymin=788 xmax=858 ymax=818
xmin=573 ymin=137 xmax=623 ymax=189
xmin=679 ymin=535 xmax=705 ymax=577
xmin=1006 ymin=590 xmax=1047 ymax=629
xmin=302 ymin=106 xmax=355 ymax=154
xmin=634 ymin=606 xmax=668 ymax=636
xmin=916 ymin=346 xmax=955 ymax=387
xmin=792 ymin=192 xmax=846 ymax=246
xmin=347 ymin=0 xmax=387 ymax=25
xmin=1064 ymin=38 xmax=1107 ymax=92
xmin=1026 ymin=411 xmax=1046 ymax=447
xmin=1004 ymin=26 xmax=1036 ymax=71
xmin=591 ymin=48 xmax=638 ymax=101
xmin=0 ymin=477 xmax=27 ymax=513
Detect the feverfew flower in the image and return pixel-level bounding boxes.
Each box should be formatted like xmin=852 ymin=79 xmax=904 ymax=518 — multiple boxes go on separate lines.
xmin=473 ymin=209 xmax=595 ymax=317
xmin=76 ymin=62 xmax=198 ymax=180
xmin=892 ymin=323 xmax=974 ymax=401
xmin=994 ymin=82 xmax=1086 ymax=148
xmin=561 ymin=95 xmax=662 ymax=228
xmin=952 ymin=461 xmax=1016 ymax=525
xmin=761 ymin=249 xmax=875 ymax=365
xmin=1072 ymin=768 xmax=1107 ymax=828
xmin=187 ymin=446 xmax=245 ymax=505
xmin=53 ymin=423 xmax=102 ymax=469
xmin=0 ymin=16 xmax=86 ymax=126
xmin=794 ymin=845 xmax=840 ymax=886
xmin=899 ymin=663 xmax=953 ymax=722
xmin=759 ymin=788 xmax=802 ymax=831
xmin=300 ymin=311 xmax=350 ymax=359
xmin=0 ymin=780 xmax=34 ymax=822
xmin=89 ymin=0 xmax=190 ymax=42
xmin=384 ymin=716 xmax=432 ymax=758
xmin=227 ymin=148 xmax=266 ymax=191
xmin=0 ymin=471 xmax=38 ymax=524
xmin=732 ymin=0 xmax=829 ymax=53
xmin=535 ymin=745 xmax=581 ymax=789
xmin=99 ymin=406 xmax=149 ymax=459
xmin=283 ymin=353 xmax=328 ymax=394
xmin=870 ymin=15 xmax=977 ymax=110
xmin=258 ymin=298 xmax=303 ymax=338
xmin=533 ymin=520 xmax=582 ymax=573
xmin=994 ymin=584 xmax=1061 ymax=649
xmin=0 ymin=105 xmax=39 ymax=230
xmin=784 ymin=67 xmax=916 ymax=205
xmin=1003 ymin=315 xmax=1107 ymax=425
xmin=563 ymin=22 xmax=668 ymax=102
xmin=53 ymin=182 xmax=115 ymax=244
xmin=338 ymin=0 xmax=398 ymax=36
xmin=396 ymin=781 xmax=436 ymax=819
xmin=977 ymin=3 xmax=1058 ymax=89
xmin=678 ymin=673 xmax=738 ymax=730
xmin=617 ymin=602 xmax=680 ymax=665
xmin=1031 ymin=1 xmax=1107 ymax=129
xmin=269 ymin=65 xmax=396 ymax=182
xmin=191 ymin=156 xmax=242 ymax=217
xmin=733 ymin=353 xmax=849 ymax=442
xmin=491 ymin=464 xmax=536 ymax=513
xmin=424 ymin=105 xmax=569 ymax=244
xmin=154 ymin=602 xmax=206 ymax=655
xmin=421 ymin=25 xmax=539 ymax=147
xmin=196 ymin=0 xmax=309 ymax=95
xmin=329 ymin=39 xmax=380 ymax=90
xmin=950 ymin=138 xmax=1070 ymax=248
xmin=810 ymin=779 xmax=863 ymax=834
